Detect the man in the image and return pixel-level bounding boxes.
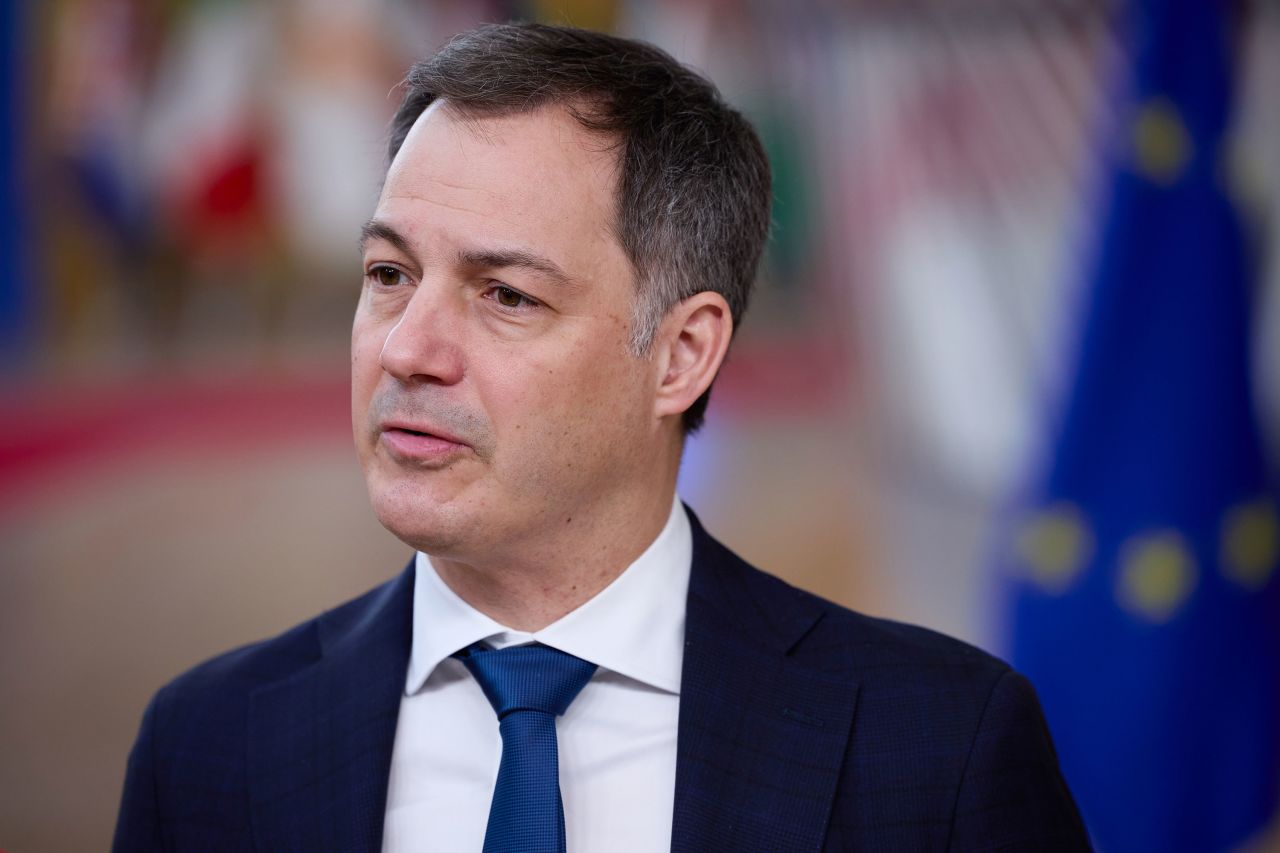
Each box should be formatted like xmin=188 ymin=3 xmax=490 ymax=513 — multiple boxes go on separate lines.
xmin=114 ymin=22 xmax=1089 ymax=852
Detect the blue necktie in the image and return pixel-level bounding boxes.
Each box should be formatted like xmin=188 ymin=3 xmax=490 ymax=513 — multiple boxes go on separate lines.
xmin=458 ymin=643 xmax=597 ymax=853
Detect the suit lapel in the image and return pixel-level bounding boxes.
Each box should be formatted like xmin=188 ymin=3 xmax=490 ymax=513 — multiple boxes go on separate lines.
xmin=672 ymin=512 xmax=859 ymax=852
xmin=248 ymin=564 xmax=414 ymax=853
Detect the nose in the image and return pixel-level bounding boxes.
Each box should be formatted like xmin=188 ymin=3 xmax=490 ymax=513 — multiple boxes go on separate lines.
xmin=378 ymin=285 xmax=465 ymax=386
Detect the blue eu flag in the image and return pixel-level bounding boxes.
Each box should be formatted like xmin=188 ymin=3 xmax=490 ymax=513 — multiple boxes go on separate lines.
xmin=0 ymin=0 xmax=31 ymax=363
xmin=1004 ymin=0 xmax=1280 ymax=850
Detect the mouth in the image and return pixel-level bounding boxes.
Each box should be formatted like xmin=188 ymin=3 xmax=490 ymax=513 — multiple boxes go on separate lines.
xmin=379 ymin=422 xmax=471 ymax=462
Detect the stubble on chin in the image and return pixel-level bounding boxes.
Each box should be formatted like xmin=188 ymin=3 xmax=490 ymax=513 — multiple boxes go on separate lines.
xmin=368 ymin=470 xmax=469 ymax=553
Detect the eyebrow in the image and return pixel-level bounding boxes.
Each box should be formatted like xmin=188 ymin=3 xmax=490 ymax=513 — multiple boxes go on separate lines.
xmin=456 ymin=248 xmax=573 ymax=288
xmin=360 ymin=218 xmax=574 ymax=287
xmin=359 ymin=220 xmax=413 ymax=257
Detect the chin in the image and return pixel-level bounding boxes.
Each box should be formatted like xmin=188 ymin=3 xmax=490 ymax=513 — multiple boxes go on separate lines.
xmin=373 ymin=500 xmax=461 ymax=555
xmin=365 ymin=476 xmax=465 ymax=554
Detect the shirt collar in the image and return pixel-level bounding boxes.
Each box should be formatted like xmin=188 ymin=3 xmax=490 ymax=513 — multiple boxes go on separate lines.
xmin=405 ymin=495 xmax=692 ymax=696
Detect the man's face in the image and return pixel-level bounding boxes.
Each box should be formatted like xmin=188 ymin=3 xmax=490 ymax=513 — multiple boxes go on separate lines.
xmin=352 ymin=102 xmax=660 ymax=561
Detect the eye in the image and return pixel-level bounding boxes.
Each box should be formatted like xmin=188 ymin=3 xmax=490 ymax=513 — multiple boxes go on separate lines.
xmin=367 ymin=265 xmax=407 ymax=288
xmin=488 ymin=285 xmax=539 ymax=311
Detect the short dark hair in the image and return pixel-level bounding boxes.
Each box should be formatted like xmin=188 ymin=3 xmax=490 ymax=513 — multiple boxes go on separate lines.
xmin=387 ymin=22 xmax=772 ymax=433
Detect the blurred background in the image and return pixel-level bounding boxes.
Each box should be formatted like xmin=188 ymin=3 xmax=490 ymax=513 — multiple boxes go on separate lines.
xmin=1 ymin=0 xmax=1278 ymax=850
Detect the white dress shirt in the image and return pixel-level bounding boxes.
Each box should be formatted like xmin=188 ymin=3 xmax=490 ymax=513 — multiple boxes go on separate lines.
xmin=381 ymin=496 xmax=692 ymax=852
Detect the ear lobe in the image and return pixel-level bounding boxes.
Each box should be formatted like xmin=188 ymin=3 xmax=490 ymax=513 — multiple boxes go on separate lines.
xmin=653 ymin=292 xmax=734 ymax=422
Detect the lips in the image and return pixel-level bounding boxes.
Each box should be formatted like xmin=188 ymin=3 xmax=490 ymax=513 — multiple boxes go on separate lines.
xmin=379 ymin=421 xmax=470 ymax=462
xmin=382 ymin=419 xmax=467 ymax=445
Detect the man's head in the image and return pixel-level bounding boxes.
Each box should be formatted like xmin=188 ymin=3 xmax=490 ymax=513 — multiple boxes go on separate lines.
xmin=352 ymin=23 xmax=770 ymax=563
xmin=387 ymin=23 xmax=772 ymax=433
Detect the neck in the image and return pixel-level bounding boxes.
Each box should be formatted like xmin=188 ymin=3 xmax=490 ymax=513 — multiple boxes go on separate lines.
xmin=431 ymin=477 xmax=680 ymax=633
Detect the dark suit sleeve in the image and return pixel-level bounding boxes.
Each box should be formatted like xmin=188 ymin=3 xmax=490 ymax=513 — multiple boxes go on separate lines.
xmin=948 ymin=670 xmax=1092 ymax=852
xmin=112 ymin=690 xmax=166 ymax=853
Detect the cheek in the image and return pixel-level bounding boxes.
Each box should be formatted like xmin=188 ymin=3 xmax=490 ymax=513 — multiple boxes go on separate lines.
xmin=508 ymin=347 xmax=647 ymax=446
xmin=352 ymin=310 xmax=391 ymax=372
xmin=480 ymin=310 xmax=649 ymax=449
xmin=351 ymin=321 xmax=388 ymax=423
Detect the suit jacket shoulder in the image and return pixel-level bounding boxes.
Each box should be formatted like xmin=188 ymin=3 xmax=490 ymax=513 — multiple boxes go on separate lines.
xmin=113 ymin=567 xmax=414 ymax=852
xmin=674 ymin=510 xmax=1090 ymax=851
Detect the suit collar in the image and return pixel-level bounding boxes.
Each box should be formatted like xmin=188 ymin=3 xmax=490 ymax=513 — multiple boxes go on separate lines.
xmin=672 ymin=508 xmax=860 ymax=851
xmin=248 ymin=562 xmax=415 ymax=853
xmin=682 ymin=506 xmax=827 ymax=656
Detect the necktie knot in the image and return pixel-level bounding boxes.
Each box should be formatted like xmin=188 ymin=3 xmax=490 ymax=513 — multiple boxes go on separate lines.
xmin=458 ymin=642 xmax=597 ymax=719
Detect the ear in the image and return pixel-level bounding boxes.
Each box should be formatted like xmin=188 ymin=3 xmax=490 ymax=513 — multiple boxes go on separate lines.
xmin=652 ymin=291 xmax=734 ymax=421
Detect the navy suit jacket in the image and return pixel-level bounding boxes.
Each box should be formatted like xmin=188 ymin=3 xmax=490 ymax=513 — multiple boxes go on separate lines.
xmin=114 ymin=511 xmax=1089 ymax=851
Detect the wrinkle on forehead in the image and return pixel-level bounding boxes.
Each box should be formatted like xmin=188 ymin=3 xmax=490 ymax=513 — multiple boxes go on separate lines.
xmin=381 ymin=191 xmax=517 ymax=224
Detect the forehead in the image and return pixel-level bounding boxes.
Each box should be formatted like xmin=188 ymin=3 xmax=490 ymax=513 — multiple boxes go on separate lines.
xmin=377 ymin=101 xmax=626 ymax=282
